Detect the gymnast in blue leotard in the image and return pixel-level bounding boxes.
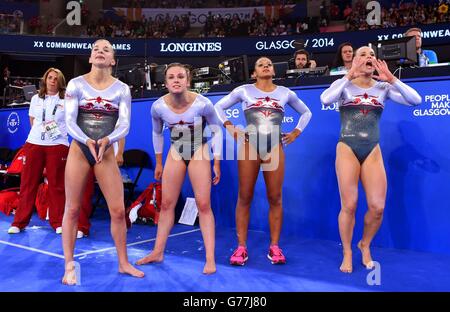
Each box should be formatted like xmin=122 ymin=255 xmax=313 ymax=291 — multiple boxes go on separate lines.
xmin=320 ymin=46 xmax=421 ymax=273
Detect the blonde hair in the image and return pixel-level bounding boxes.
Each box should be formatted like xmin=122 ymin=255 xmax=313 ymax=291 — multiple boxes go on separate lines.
xmin=92 ymin=39 xmax=116 ymax=57
xmin=405 ymin=27 xmax=422 ymax=36
xmin=38 ymin=68 xmax=66 ymax=99
xmin=164 ymin=63 xmax=192 ymax=84
xmin=355 ymin=46 xmax=375 ymax=56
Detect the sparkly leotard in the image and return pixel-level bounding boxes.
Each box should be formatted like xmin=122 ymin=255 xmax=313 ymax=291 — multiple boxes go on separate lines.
xmin=65 ymin=76 xmax=131 ymax=166
xmin=214 ymin=84 xmax=312 ymax=158
xmin=320 ymin=77 xmax=422 ymax=163
xmin=151 ymin=93 xmax=221 ymax=166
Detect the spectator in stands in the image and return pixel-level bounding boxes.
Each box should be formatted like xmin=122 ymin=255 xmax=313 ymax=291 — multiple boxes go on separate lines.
xmin=8 ymin=68 xmax=68 ymax=235
xmin=3 ymin=66 xmax=10 ymax=83
xmin=62 ymin=39 xmax=144 ymax=285
xmin=404 ymin=27 xmax=439 ymax=66
xmin=294 ymin=49 xmax=317 ymax=69
xmin=0 ymin=66 xmax=10 ymax=105
xmin=330 ymin=42 xmax=354 ymax=75
xmin=343 ymin=4 xmax=352 ymax=19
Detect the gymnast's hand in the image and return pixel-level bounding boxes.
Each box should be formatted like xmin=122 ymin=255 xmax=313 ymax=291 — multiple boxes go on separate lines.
xmin=96 ymin=137 xmax=110 ymax=163
xmin=116 ymin=153 xmax=124 ymax=167
xmin=86 ymin=139 xmax=98 ymax=163
xmin=154 ymin=163 xmax=163 ymax=181
xmin=224 ymin=121 xmax=248 ymax=143
xmin=282 ymin=129 xmax=301 ymax=145
xmin=373 ymin=59 xmax=396 ymax=83
xmin=212 ymin=160 xmax=221 ymax=185
xmin=346 ymin=56 xmax=366 ymax=81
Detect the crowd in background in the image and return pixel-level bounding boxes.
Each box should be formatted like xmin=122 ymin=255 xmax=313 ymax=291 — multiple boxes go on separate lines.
xmin=0 ymin=0 xmax=448 ymax=37
xmin=86 ymin=15 xmax=191 ymax=39
xmin=81 ymin=0 xmax=450 ymax=38
xmin=344 ymin=0 xmax=449 ymax=31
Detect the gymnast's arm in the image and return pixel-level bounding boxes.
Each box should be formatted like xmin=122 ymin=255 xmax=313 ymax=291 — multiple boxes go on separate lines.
xmin=214 ymin=86 xmax=243 ymax=126
xmin=203 ymin=99 xmax=223 ymax=159
xmin=65 ymin=79 xmax=90 ymax=144
xmin=320 ymin=77 xmax=351 ymax=106
xmin=106 ymin=85 xmax=131 ymax=144
xmin=288 ymin=90 xmax=312 ymax=133
xmin=387 ymin=79 xmax=422 ymax=106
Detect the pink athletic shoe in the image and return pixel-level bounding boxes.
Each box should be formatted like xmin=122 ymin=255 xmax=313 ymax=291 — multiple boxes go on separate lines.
xmin=267 ymin=245 xmax=286 ymax=264
xmin=230 ymin=246 xmax=248 ymax=266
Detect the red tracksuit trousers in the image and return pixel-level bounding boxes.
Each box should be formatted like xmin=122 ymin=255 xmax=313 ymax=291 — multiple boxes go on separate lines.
xmin=12 ymin=143 xmax=68 ymax=230
xmin=12 ymin=143 xmax=94 ymax=233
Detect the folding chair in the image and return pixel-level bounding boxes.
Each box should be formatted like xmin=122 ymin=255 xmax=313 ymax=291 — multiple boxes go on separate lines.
xmin=0 ymin=147 xmax=20 ymax=189
xmin=122 ymin=149 xmax=151 ymax=206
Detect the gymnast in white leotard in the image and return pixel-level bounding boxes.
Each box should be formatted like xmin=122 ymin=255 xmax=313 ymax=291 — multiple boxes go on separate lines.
xmin=65 ymin=75 xmax=129 ymax=166
xmin=320 ymin=46 xmax=421 ymax=273
xmin=215 ymin=80 xmax=311 ymax=159
xmin=214 ymin=57 xmax=312 ymax=266
xmin=136 ymin=63 xmax=221 ymax=275
xmin=62 ymin=39 xmax=144 ymax=285
xmin=151 ymin=89 xmax=221 ymax=167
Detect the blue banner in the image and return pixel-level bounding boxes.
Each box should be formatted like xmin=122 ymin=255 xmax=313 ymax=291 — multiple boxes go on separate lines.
xmin=149 ymin=23 xmax=450 ymax=57
xmin=0 ymin=35 xmax=147 ymax=57
xmin=0 ymin=23 xmax=448 ymax=57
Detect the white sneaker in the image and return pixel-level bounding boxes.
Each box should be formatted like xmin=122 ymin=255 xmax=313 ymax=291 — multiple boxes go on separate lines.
xmin=129 ymin=203 xmax=142 ymax=224
xmin=76 ymin=230 xmax=84 ymax=239
xmin=8 ymin=226 xmax=20 ymax=234
xmin=55 ymin=227 xmax=63 ymax=234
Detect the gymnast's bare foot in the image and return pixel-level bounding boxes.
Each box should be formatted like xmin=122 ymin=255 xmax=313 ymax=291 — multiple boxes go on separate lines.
xmin=62 ymin=262 xmax=78 ymax=285
xmin=119 ymin=262 xmax=145 ymax=277
xmin=358 ymin=241 xmax=374 ymax=269
xmin=340 ymin=250 xmax=353 ymax=273
xmin=203 ymin=259 xmax=216 ymax=275
xmin=135 ymin=250 xmax=164 ymax=265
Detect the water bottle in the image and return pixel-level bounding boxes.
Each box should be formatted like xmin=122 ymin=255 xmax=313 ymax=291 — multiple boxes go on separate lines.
xmin=419 ymin=53 xmax=428 ymax=67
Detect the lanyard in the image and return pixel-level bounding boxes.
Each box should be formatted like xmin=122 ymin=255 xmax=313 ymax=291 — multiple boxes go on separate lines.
xmin=41 ymin=96 xmax=59 ymax=140
xmin=41 ymin=97 xmax=58 ymax=122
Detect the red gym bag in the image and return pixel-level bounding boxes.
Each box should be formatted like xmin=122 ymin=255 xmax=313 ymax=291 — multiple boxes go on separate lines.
xmin=0 ymin=187 xmax=20 ymax=216
xmin=125 ymin=182 xmax=161 ymax=228
xmin=6 ymin=147 xmax=26 ymax=175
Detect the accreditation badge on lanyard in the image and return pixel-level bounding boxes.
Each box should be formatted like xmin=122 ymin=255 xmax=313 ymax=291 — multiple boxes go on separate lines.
xmin=41 ymin=97 xmax=62 ymax=140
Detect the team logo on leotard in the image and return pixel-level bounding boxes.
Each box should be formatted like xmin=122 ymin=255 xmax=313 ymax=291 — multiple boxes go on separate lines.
xmin=168 ymin=120 xmax=195 ymax=129
xmin=80 ymin=97 xmax=118 ymax=112
xmin=248 ymin=96 xmax=284 ymax=113
xmin=342 ymin=93 xmax=383 ymax=108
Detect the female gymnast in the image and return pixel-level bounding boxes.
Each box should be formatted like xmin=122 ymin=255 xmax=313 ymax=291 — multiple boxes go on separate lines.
xmin=320 ymin=46 xmax=421 ymax=273
xmin=215 ymin=56 xmax=312 ymax=265
xmin=62 ymin=39 xmax=144 ymax=284
xmin=136 ymin=63 xmax=221 ymax=274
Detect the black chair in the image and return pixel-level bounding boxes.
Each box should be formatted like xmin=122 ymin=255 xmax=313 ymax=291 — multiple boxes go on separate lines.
xmin=122 ymin=149 xmax=151 ymax=206
xmin=92 ymin=149 xmax=151 ymax=211
xmin=0 ymin=147 xmax=20 ymax=189
xmin=0 ymin=147 xmax=12 ymax=165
